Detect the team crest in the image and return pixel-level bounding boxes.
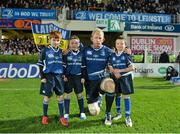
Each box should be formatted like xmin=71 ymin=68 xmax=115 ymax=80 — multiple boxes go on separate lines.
xmin=121 ymin=56 xmax=125 ymax=60
xmin=67 ymin=56 xmax=73 ymax=61
xmin=48 ymin=54 xmax=54 ymax=58
xmin=87 ymin=51 xmax=92 ymax=55
xmin=101 ymin=51 xmax=105 ymax=56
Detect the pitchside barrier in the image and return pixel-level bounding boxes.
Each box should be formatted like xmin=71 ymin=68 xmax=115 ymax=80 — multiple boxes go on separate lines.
xmin=0 ymin=63 xmax=179 ymax=79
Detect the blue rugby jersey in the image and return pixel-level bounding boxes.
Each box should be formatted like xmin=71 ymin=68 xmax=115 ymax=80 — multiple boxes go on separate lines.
xmin=37 ymin=46 xmax=64 ymax=74
xmin=82 ymin=45 xmax=112 ymax=80
xmin=109 ymin=52 xmax=132 ymax=76
xmin=64 ymin=50 xmax=83 ymax=76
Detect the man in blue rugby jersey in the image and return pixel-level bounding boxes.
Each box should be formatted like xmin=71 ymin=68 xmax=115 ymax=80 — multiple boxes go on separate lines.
xmin=37 ymin=31 xmax=68 ymax=127
xmin=109 ymin=36 xmax=134 ymax=127
xmin=63 ymin=35 xmax=86 ymax=120
xmin=82 ymin=28 xmax=115 ymax=125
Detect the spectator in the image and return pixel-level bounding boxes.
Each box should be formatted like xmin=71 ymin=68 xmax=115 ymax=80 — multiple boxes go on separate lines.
xmin=176 ymin=52 xmax=180 ymax=63
xmin=0 ymin=0 xmax=179 ymax=14
xmin=159 ymin=51 xmax=170 ymax=63
xmin=0 ymin=39 xmax=38 ymax=55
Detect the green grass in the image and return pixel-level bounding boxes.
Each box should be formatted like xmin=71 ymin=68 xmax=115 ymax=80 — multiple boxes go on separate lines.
xmin=0 ymin=78 xmax=180 ymax=133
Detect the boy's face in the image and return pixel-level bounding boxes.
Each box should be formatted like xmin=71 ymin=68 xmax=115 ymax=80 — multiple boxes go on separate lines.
xmin=116 ymin=39 xmax=125 ymax=51
xmin=50 ymin=36 xmax=61 ymax=48
xmin=91 ymin=32 xmax=104 ymax=48
xmin=69 ymin=39 xmax=80 ymax=50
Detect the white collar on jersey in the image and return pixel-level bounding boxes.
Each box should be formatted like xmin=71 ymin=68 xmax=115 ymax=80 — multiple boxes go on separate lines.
xmin=91 ymin=44 xmax=103 ymax=51
xmin=116 ymin=51 xmax=123 ymax=56
xmin=71 ymin=50 xmax=80 ymax=55
xmin=49 ymin=45 xmax=59 ymax=52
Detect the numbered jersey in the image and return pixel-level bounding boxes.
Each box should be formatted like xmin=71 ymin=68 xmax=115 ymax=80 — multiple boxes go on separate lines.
xmin=37 ymin=46 xmax=64 ymax=74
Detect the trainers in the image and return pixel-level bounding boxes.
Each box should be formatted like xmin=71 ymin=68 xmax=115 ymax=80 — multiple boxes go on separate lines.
xmin=80 ymin=113 xmax=87 ymax=120
xmin=113 ymin=113 xmax=122 ymax=120
xmin=59 ymin=117 xmax=69 ymax=127
xmin=104 ymin=114 xmax=112 ymax=126
xmin=42 ymin=116 xmax=48 ymax=125
xmin=64 ymin=114 xmax=69 ymax=120
xmin=125 ymin=116 xmax=132 ymax=127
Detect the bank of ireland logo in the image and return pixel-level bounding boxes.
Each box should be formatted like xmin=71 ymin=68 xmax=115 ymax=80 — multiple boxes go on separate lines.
xmin=165 ymin=25 xmax=175 ymax=32
xmin=75 ymin=11 xmax=86 ymax=20
xmin=2 ymin=8 xmax=13 ymax=18
xmin=158 ymin=67 xmax=166 ymax=74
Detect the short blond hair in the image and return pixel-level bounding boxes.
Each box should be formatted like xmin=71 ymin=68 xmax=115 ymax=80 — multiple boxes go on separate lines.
xmin=70 ymin=35 xmax=80 ymax=41
xmin=91 ymin=28 xmax=104 ymax=37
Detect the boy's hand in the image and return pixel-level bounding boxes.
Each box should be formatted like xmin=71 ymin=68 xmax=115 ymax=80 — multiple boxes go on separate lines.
xmin=64 ymin=76 xmax=68 ymax=82
xmin=41 ymin=78 xmax=47 ymax=83
xmin=81 ymin=78 xmax=85 ymax=84
xmin=125 ymin=48 xmax=132 ymax=55
xmin=113 ymin=69 xmax=121 ymax=73
xmin=114 ymin=73 xmax=121 ymax=79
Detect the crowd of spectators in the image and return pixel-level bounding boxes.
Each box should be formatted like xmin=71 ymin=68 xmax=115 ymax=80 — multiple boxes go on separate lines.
xmin=0 ymin=38 xmax=38 ymax=55
xmin=0 ymin=0 xmax=179 ymax=14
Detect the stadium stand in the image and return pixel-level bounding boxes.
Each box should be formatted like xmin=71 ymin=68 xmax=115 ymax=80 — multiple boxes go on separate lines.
xmin=0 ymin=0 xmax=179 ymax=14
xmin=0 ymin=39 xmax=38 ymax=55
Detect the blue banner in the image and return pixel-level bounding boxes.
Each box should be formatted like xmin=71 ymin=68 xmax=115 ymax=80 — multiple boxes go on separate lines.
xmin=31 ymin=23 xmax=71 ymax=39
xmin=1 ymin=8 xmax=57 ymax=20
xmin=125 ymin=22 xmax=180 ymax=33
xmin=0 ymin=63 xmax=39 ymax=78
xmin=75 ymin=11 xmax=171 ymax=23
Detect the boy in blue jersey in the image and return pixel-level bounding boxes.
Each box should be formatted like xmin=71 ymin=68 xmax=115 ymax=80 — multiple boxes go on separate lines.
xmin=109 ymin=36 xmax=134 ymax=127
xmin=82 ymin=28 xmax=115 ymax=125
xmin=37 ymin=31 xmax=68 ymax=127
xmin=63 ymin=35 xmax=86 ymax=120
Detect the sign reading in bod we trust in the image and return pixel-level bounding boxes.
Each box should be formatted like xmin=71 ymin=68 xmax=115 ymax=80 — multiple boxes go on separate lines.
xmin=1 ymin=8 xmax=57 ymax=20
xmin=130 ymin=36 xmax=175 ymax=54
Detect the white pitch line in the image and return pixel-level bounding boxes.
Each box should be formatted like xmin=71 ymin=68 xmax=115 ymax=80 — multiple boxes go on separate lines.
xmin=0 ymin=88 xmax=37 ymax=91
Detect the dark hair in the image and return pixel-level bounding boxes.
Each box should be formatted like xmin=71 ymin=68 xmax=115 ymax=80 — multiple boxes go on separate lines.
xmin=114 ymin=35 xmax=126 ymax=52
xmin=116 ymin=35 xmax=125 ymax=41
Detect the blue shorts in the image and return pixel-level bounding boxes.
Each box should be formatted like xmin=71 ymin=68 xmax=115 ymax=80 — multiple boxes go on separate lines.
xmin=40 ymin=73 xmax=64 ymax=97
xmin=64 ymin=75 xmax=83 ymax=94
xmin=113 ymin=74 xmax=134 ymax=95
xmin=85 ymin=79 xmax=105 ymax=104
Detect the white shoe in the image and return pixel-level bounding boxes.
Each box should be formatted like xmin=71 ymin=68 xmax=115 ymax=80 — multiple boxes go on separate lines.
xmin=80 ymin=113 xmax=87 ymax=120
xmin=125 ymin=116 xmax=132 ymax=127
xmin=113 ymin=113 xmax=122 ymax=120
xmin=64 ymin=114 xmax=69 ymax=120
xmin=104 ymin=114 xmax=112 ymax=126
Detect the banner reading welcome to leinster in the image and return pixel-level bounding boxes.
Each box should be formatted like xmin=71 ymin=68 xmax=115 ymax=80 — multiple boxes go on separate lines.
xmin=1 ymin=8 xmax=57 ymax=20
xmin=75 ymin=11 xmax=171 ymax=23
xmin=31 ymin=23 xmax=71 ymax=50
